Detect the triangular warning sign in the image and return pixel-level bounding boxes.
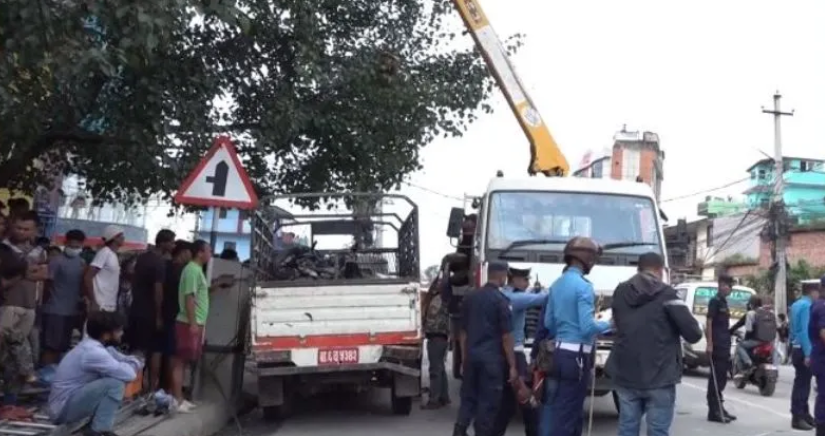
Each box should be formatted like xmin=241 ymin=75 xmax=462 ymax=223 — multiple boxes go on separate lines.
xmin=174 ymin=136 xmax=259 ymax=209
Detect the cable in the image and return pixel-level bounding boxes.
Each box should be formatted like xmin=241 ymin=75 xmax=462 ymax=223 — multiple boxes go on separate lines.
xmin=700 ymin=210 xmax=761 ymax=265
xmin=401 ymin=182 xmax=464 ymax=201
xmin=661 ymin=178 xmax=750 ymax=203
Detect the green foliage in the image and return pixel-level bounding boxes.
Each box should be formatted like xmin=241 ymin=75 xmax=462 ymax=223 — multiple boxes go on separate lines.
xmin=740 ymin=259 xmax=825 ymax=297
xmin=0 ymin=0 xmax=517 ymax=207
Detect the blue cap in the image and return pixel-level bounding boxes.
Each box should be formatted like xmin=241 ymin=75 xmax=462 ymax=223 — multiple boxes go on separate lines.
xmin=488 ymin=261 xmax=509 ymax=273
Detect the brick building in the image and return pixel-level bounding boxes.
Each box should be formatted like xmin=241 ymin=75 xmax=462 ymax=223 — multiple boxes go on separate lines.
xmin=725 ymin=229 xmax=825 ymax=277
xmin=574 ymin=125 xmax=665 ymax=202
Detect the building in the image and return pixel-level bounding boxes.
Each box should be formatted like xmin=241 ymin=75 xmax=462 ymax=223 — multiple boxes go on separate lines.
xmin=195 ymin=206 xmax=296 ymax=260
xmin=697 ymin=196 xmax=747 ymax=218
xmin=3 ymin=175 xmax=150 ymax=250
xmin=573 ymin=126 xmax=665 ymax=201
xmin=744 ymin=157 xmax=825 ymax=223
xmin=53 ymin=175 xmax=149 ymax=250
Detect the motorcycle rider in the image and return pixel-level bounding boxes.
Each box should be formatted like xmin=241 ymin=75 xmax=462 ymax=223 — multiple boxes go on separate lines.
xmin=730 ymin=296 xmax=766 ymax=377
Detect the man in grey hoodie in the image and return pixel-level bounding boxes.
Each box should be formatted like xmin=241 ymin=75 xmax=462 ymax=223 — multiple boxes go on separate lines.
xmin=605 ymin=252 xmax=703 ymax=436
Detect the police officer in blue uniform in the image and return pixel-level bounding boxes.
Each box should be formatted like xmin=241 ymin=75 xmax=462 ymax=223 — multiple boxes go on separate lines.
xmin=808 ymin=276 xmax=825 ymax=436
xmin=493 ymin=267 xmax=547 ymax=436
xmin=453 ymin=261 xmax=518 ymax=436
xmin=705 ymin=274 xmax=736 ymax=423
xmin=790 ymin=280 xmax=819 ymax=430
xmin=542 ymin=237 xmax=611 ymax=436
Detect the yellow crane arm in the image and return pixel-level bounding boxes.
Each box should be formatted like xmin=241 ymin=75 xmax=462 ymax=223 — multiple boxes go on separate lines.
xmin=451 ymin=0 xmax=569 ymax=177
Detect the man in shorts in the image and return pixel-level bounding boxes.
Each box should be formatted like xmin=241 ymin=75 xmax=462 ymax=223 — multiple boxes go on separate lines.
xmin=127 ymin=229 xmax=176 ymax=392
xmin=41 ymin=230 xmax=87 ymax=365
xmin=171 ymin=240 xmax=211 ymax=413
xmin=171 ymin=240 xmax=232 ymax=412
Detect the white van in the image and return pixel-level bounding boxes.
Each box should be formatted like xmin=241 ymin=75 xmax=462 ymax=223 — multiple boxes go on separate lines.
xmin=674 ymin=282 xmax=757 ymax=369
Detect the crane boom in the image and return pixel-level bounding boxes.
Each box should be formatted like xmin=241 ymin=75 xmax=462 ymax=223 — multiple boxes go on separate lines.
xmin=452 ymin=0 xmax=569 ymax=177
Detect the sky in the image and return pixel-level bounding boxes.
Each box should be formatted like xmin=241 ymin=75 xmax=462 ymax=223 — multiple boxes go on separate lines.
xmin=149 ymin=0 xmax=825 ymax=271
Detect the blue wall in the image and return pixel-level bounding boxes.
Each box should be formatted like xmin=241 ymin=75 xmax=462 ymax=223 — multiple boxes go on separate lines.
xmin=196 ymin=208 xmax=252 ymax=260
xmin=746 ymin=158 xmax=825 ymax=222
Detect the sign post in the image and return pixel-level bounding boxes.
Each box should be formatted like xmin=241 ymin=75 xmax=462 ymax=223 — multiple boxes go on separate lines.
xmin=174 ymin=136 xmax=259 ymax=254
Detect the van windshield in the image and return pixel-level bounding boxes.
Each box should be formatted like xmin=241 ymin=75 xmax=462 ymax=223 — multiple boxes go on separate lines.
xmin=486 ymin=191 xmax=662 ymax=255
xmin=692 ymin=287 xmax=753 ymax=319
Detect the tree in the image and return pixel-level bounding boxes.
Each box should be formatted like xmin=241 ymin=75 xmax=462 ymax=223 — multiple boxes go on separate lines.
xmin=0 ymin=0 xmax=517 ymax=207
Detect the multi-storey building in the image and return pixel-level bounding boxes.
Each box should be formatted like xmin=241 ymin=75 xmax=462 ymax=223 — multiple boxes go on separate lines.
xmin=574 ymin=126 xmax=665 ymax=202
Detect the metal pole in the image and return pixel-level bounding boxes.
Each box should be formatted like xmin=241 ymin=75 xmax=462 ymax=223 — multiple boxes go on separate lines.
xmin=210 ymin=207 xmax=220 ymax=251
xmin=762 ymin=92 xmax=794 ymax=317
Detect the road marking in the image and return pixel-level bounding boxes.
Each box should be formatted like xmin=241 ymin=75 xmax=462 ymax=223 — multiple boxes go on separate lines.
xmin=681 ymin=380 xmax=792 ymax=420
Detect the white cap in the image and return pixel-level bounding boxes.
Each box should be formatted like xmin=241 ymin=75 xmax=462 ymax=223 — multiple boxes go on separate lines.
xmin=102 ymin=225 xmax=125 ymax=242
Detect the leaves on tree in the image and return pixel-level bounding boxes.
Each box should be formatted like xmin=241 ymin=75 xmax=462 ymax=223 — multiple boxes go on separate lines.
xmin=0 ymin=0 xmax=520 ymax=209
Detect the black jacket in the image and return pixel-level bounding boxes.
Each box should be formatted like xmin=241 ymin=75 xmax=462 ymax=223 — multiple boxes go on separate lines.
xmin=605 ymin=273 xmax=703 ymax=390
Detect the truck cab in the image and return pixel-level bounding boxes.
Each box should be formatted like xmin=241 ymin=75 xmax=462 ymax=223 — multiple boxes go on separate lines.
xmin=447 ymin=176 xmax=667 ymax=405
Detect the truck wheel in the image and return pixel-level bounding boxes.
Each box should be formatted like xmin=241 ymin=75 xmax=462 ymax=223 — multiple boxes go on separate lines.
xmin=391 ymin=385 xmax=413 ymax=416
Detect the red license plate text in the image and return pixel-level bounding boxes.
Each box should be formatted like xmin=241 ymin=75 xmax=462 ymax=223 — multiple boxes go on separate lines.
xmin=318 ymin=348 xmax=359 ymax=365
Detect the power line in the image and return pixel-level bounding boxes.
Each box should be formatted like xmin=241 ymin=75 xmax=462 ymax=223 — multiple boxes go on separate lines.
xmin=402 ymin=181 xmax=464 ymax=201
xmin=661 ymin=178 xmax=751 ymax=203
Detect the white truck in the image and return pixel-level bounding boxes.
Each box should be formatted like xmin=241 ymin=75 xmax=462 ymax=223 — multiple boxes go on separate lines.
xmin=446 ymin=175 xmax=668 ymax=411
xmin=249 ymin=193 xmax=422 ymax=420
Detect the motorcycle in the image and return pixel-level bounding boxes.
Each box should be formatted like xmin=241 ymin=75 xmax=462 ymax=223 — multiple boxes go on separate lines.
xmin=732 ymin=335 xmax=778 ymax=397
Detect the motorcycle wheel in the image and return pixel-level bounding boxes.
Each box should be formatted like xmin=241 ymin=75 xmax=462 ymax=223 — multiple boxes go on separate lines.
xmin=759 ymin=379 xmax=776 ymax=397
xmin=734 ymin=377 xmax=747 ymax=389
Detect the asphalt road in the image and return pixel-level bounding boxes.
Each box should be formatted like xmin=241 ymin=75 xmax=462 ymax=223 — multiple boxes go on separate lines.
xmin=218 ymin=360 xmax=809 ymax=436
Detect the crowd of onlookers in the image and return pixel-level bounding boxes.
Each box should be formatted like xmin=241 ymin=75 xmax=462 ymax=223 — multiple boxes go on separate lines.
xmin=0 ymin=199 xmax=233 ymax=436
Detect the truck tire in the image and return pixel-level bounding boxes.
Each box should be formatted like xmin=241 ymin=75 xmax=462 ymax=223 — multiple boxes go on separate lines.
xmin=391 ymin=385 xmax=413 ymax=416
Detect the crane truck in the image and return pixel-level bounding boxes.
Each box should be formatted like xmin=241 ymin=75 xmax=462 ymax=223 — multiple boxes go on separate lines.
xmin=445 ymin=0 xmax=670 ymax=412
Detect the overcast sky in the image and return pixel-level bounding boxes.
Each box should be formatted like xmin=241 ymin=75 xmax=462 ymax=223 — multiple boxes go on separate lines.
xmin=151 ymin=0 xmax=825 ymax=271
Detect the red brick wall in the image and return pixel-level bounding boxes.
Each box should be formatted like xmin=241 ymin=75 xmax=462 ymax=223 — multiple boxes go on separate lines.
xmin=787 ymin=231 xmax=825 ymax=266
xmin=610 ymin=147 xmax=623 ymax=179
xmin=609 ymin=145 xmax=658 ymax=185
xmin=725 ymin=230 xmax=825 ymax=278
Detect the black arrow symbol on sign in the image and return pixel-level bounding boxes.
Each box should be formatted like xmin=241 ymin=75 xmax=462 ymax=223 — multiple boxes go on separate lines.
xmin=206 ymin=161 xmax=229 ymax=196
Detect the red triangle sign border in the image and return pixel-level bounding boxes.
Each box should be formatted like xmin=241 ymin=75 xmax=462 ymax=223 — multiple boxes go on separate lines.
xmin=174 ymin=136 xmax=260 ymax=210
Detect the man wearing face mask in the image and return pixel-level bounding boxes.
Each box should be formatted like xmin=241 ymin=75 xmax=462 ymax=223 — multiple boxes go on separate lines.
xmin=41 ymin=230 xmax=87 ymax=365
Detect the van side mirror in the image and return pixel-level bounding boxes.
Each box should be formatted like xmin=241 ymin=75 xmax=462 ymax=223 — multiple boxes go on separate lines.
xmin=446 ymin=207 xmax=465 ymax=238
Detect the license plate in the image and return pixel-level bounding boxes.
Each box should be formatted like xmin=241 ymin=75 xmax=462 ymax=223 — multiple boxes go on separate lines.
xmin=763 ymin=364 xmax=777 ymax=371
xmin=318 ymin=348 xmax=359 ymax=365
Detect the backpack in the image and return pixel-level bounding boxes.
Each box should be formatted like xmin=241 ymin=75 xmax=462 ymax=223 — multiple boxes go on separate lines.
xmin=753 ymin=307 xmax=778 ymax=342
xmin=424 ymin=292 xmax=449 ymax=335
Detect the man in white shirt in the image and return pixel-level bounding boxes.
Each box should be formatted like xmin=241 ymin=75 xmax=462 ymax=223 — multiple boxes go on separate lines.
xmin=84 ymin=225 xmax=125 ymax=312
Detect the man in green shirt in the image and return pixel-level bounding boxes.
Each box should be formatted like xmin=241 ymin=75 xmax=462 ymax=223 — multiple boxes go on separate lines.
xmin=171 ymin=240 xmax=213 ymax=412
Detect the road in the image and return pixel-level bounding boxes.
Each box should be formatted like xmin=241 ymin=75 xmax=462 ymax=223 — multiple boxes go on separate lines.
xmin=218 ymin=362 xmax=808 ymax=436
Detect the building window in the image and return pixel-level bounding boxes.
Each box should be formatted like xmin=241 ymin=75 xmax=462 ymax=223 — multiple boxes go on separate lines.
xmin=592 ymin=161 xmax=603 ymax=178
xmin=801 ymin=160 xmax=813 ymax=172
xmin=218 ymin=208 xmax=228 ymax=219
xmin=758 ymin=169 xmax=767 ymax=180
xmin=706 ymin=222 xmax=714 ymax=247
xmin=621 ymin=148 xmax=640 ymax=181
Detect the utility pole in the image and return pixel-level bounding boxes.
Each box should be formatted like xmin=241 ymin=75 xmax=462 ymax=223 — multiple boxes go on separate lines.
xmin=762 ymin=92 xmax=794 ymax=316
